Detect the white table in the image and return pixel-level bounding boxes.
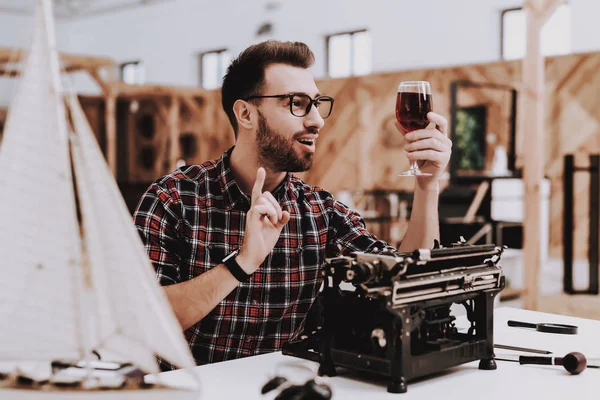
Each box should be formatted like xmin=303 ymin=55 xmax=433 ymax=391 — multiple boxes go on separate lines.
xmin=159 ymin=308 xmax=597 ymax=399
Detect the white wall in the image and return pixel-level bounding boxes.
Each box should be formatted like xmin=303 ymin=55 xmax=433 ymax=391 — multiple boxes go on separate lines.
xmin=57 ymin=0 xmax=523 ymax=94
xmin=1 ymin=0 xmax=600 ymax=100
xmin=571 ymin=0 xmax=600 ymax=53
xmin=0 ymin=5 xmax=73 ymax=105
xmin=0 ymin=12 xmax=33 ymax=106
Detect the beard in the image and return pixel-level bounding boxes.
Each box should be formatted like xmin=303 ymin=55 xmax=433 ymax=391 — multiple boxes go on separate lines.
xmin=256 ymin=110 xmax=315 ymax=173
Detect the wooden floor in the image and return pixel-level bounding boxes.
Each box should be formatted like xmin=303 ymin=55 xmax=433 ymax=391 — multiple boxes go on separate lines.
xmin=537 ymin=294 xmax=600 ymax=320
xmin=494 ymin=251 xmax=600 ymax=320
xmin=500 ymin=293 xmax=600 ymax=320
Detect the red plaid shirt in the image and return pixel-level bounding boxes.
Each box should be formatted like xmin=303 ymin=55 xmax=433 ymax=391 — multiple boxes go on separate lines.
xmin=133 ymin=147 xmax=395 ymax=369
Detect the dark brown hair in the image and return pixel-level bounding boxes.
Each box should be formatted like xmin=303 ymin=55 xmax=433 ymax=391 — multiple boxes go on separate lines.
xmin=221 ymin=40 xmax=315 ymax=137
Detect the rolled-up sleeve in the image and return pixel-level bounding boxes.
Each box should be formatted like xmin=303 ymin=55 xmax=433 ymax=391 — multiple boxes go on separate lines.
xmin=329 ymin=200 xmax=398 ymax=255
xmin=133 ymin=183 xmax=183 ymax=286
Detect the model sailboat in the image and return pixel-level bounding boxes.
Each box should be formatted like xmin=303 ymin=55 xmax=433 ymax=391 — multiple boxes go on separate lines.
xmin=0 ymin=0 xmax=199 ymax=397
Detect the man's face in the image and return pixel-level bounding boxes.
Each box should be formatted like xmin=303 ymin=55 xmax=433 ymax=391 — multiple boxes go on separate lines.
xmin=253 ymin=64 xmax=325 ymax=173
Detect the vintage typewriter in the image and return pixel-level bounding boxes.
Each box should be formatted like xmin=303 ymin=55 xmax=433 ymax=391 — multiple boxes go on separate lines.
xmin=282 ymin=240 xmax=505 ymax=394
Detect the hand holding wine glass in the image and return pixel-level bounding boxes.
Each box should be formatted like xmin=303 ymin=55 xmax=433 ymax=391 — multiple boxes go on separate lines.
xmin=395 ymin=81 xmax=452 ymax=183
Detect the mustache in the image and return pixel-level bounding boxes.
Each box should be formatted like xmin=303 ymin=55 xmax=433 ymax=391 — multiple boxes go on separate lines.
xmin=293 ymin=128 xmax=319 ymax=140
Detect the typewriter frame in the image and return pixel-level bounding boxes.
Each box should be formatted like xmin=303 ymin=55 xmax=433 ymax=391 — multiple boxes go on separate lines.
xmin=283 ymin=243 xmax=505 ymax=394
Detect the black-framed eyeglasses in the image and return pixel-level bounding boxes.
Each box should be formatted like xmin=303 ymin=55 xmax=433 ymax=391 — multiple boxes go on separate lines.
xmin=243 ymin=93 xmax=334 ymax=119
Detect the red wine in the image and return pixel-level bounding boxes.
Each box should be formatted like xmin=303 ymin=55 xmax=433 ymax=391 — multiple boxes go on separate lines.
xmin=395 ymin=92 xmax=433 ymax=133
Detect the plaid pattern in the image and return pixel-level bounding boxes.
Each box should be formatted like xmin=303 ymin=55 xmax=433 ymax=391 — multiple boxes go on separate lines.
xmin=133 ymin=147 xmax=395 ymax=370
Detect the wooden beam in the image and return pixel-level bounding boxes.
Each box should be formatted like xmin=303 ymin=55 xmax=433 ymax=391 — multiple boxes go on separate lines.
xmin=524 ymin=0 xmax=545 ymax=15
xmin=525 ymin=0 xmax=564 ymax=23
xmin=3 ymin=63 xmax=91 ymax=75
xmin=63 ymin=65 xmax=90 ymax=73
xmin=104 ymin=65 xmax=117 ymax=177
xmin=155 ymin=98 xmax=170 ymax=125
xmin=521 ymin=0 xmax=562 ymax=310
xmin=105 ymin=94 xmax=117 ymax=176
xmin=112 ymin=81 xmax=206 ymax=98
xmin=0 ymin=47 xmax=115 ymax=70
xmin=87 ymin=68 xmax=110 ymax=96
xmin=179 ymin=94 xmax=203 ymax=115
xmin=0 ymin=68 xmax=20 ymax=77
xmin=357 ymin=88 xmax=374 ymax=188
xmin=464 ymin=181 xmax=490 ymax=223
xmin=0 ymin=48 xmax=25 ymax=64
xmin=168 ymin=96 xmax=181 ymax=170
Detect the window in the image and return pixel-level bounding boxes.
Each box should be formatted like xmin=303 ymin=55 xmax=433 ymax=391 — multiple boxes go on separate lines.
xmin=326 ymin=29 xmax=372 ymax=78
xmin=120 ymin=61 xmax=145 ymax=85
xmin=199 ymin=49 xmax=231 ymax=90
xmin=501 ymin=3 xmax=571 ymax=60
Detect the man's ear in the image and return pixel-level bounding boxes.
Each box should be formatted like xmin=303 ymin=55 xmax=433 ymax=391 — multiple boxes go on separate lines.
xmin=233 ymin=99 xmax=254 ymax=130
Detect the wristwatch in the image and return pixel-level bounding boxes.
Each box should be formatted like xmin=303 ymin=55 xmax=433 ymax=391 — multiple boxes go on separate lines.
xmin=222 ymin=250 xmax=252 ymax=282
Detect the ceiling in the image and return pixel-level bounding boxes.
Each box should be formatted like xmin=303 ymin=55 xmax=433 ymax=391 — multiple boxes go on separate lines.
xmin=0 ymin=0 xmax=173 ymax=19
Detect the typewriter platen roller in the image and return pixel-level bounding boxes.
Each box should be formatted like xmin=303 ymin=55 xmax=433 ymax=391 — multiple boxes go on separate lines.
xmin=282 ymin=242 xmax=505 ymax=394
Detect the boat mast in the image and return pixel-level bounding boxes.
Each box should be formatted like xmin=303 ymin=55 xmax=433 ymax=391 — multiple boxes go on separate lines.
xmin=39 ymin=0 xmax=90 ymax=361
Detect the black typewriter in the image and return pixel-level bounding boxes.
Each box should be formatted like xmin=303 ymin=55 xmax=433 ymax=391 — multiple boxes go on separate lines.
xmin=282 ymin=240 xmax=506 ymax=394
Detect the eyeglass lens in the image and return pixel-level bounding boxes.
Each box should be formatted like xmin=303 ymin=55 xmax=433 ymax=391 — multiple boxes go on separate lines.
xmin=290 ymin=94 xmax=332 ymax=118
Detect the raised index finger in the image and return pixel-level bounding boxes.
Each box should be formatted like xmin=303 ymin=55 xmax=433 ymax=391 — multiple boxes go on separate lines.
xmin=251 ymin=167 xmax=266 ymax=204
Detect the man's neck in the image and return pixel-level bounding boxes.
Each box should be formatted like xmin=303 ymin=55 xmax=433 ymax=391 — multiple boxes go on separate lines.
xmin=230 ymin=143 xmax=287 ymax=195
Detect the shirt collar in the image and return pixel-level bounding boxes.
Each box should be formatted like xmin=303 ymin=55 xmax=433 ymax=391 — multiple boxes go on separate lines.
xmin=218 ymin=147 xmax=293 ymax=211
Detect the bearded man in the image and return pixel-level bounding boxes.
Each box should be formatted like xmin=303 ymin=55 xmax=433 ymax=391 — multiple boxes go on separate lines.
xmin=133 ymin=40 xmax=452 ymax=370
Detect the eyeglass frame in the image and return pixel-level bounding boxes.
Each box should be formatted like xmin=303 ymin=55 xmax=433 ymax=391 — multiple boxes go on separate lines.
xmin=242 ymin=93 xmax=335 ymax=119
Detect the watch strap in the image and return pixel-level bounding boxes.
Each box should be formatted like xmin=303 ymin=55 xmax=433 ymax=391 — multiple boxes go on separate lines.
xmin=222 ymin=250 xmax=252 ymax=282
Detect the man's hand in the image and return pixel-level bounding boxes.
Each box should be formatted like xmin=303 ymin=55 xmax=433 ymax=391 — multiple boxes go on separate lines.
xmin=236 ymin=167 xmax=291 ymax=273
xmin=396 ymin=112 xmax=452 ymax=190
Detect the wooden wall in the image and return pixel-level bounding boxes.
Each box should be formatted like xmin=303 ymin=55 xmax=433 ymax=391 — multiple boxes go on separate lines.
xmin=544 ymin=54 xmax=600 ymax=259
xmin=82 ymin=51 xmax=600 ymax=259
xmin=80 ymin=96 xmax=105 ymax=154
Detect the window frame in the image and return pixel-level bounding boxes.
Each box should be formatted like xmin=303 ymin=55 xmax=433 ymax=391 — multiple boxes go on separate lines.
xmin=119 ymin=60 xmax=144 ymax=85
xmin=325 ymin=28 xmax=369 ymax=78
xmin=198 ymin=48 xmax=229 ymax=89
xmin=500 ymin=2 xmax=570 ymax=60
xmin=500 ymin=7 xmax=523 ymax=60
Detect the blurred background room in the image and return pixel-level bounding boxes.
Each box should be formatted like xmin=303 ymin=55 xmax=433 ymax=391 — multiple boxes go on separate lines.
xmin=0 ymin=0 xmax=598 ymax=318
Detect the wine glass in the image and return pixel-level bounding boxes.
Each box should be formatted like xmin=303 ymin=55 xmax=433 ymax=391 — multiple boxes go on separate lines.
xmin=395 ymin=81 xmax=433 ymax=176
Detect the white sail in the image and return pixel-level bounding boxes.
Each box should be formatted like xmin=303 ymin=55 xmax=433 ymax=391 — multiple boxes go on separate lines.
xmin=67 ymin=93 xmax=196 ymax=374
xmin=0 ymin=0 xmax=84 ymax=360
